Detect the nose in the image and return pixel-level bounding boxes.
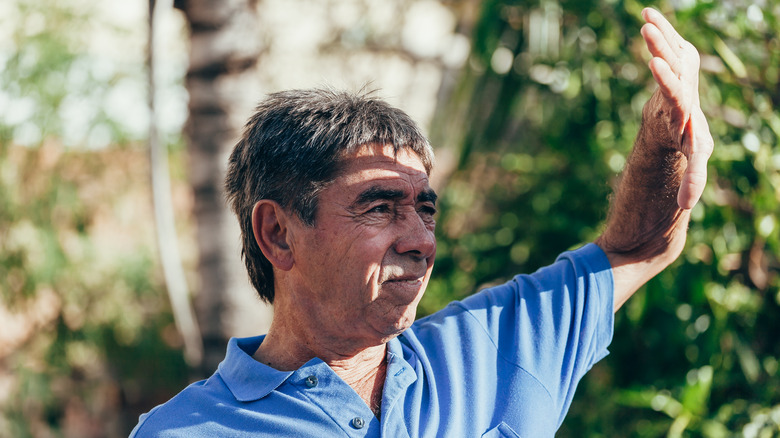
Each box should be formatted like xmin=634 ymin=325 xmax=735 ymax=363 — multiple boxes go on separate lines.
xmin=393 ymin=211 xmax=436 ymax=261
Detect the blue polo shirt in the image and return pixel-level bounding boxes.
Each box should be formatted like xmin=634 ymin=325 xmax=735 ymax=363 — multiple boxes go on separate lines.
xmin=131 ymin=243 xmax=613 ymax=437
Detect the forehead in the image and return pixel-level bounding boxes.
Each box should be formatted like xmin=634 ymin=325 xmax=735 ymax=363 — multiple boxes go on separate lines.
xmin=334 ymin=144 xmax=430 ymax=190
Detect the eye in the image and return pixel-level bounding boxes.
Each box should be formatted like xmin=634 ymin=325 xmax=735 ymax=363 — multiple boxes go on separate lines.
xmin=366 ymin=204 xmax=392 ymax=214
xmin=418 ymin=205 xmax=437 ymax=217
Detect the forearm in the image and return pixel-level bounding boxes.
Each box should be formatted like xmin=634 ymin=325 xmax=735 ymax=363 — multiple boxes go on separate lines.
xmin=596 ymin=97 xmax=692 ymax=306
xmin=597 ymin=91 xmax=690 ymax=261
xmin=597 ymin=9 xmax=713 ymax=311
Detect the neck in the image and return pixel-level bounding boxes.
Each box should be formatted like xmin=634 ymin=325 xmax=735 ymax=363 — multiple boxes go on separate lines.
xmin=253 ymin=310 xmax=388 ymax=418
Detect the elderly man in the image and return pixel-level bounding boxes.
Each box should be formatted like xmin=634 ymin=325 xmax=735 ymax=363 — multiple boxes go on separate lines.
xmin=132 ymin=8 xmax=712 ymax=437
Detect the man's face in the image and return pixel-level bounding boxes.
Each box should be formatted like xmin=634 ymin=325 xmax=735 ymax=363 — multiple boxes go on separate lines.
xmin=286 ymin=143 xmax=437 ymax=347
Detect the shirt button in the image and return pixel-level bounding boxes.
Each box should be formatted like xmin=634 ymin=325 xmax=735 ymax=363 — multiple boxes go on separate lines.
xmin=351 ymin=417 xmax=365 ymax=429
xmin=304 ymin=375 xmax=318 ymax=388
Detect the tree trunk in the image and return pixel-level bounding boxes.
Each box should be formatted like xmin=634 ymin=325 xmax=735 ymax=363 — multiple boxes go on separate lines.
xmin=176 ymin=0 xmax=273 ymax=377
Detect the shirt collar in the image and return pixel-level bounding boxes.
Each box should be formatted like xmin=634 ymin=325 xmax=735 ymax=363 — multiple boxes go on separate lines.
xmin=217 ymin=335 xmax=418 ymax=403
xmin=218 ymin=335 xmax=295 ymax=402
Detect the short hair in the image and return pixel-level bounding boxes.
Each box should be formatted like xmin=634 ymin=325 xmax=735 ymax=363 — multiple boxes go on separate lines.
xmin=224 ymin=88 xmax=434 ymax=303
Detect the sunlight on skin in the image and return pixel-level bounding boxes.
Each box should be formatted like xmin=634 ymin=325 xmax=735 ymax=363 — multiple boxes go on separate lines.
xmin=640 ymin=7 xmax=712 ymax=210
xmin=253 ymin=144 xmax=437 ymax=370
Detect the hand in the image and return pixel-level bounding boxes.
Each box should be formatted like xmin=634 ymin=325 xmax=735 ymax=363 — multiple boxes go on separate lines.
xmin=640 ymin=7 xmax=713 ymax=210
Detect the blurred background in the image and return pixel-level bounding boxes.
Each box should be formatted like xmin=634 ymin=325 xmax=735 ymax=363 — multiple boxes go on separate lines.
xmin=0 ymin=0 xmax=778 ymax=436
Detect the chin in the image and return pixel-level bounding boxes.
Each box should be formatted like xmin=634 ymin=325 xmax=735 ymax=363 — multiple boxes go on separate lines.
xmin=370 ymin=303 xmax=419 ymax=341
xmin=370 ymin=319 xmax=411 ymax=345
xmin=390 ymin=310 xmax=417 ymax=334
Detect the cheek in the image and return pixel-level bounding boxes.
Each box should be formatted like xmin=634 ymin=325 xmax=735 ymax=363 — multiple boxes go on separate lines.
xmin=355 ymin=232 xmax=397 ymax=266
xmin=332 ymin=243 xmax=387 ymax=298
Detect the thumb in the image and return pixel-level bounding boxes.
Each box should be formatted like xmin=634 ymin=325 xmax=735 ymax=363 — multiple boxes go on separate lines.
xmin=677 ymin=106 xmax=713 ymax=210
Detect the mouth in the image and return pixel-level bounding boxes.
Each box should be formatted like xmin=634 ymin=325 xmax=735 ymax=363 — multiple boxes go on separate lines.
xmin=383 ymin=276 xmax=424 ymax=285
xmin=380 ymin=275 xmax=427 ymax=299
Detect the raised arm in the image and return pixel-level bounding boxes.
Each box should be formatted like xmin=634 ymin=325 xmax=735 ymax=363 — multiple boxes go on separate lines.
xmin=595 ymin=8 xmax=714 ymax=311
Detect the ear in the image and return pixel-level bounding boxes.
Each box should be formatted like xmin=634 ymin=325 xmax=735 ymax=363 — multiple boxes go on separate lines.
xmin=251 ymin=200 xmax=294 ymax=271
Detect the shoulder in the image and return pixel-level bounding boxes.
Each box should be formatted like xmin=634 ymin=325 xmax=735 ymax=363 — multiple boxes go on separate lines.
xmin=130 ymin=378 xmax=228 ymax=437
xmin=405 ymin=243 xmax=614 ymax=375
xmin=415 ymin=243 xmax=612 ymax=329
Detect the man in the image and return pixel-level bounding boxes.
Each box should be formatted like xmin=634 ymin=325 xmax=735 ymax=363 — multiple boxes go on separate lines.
xmin=132 ymin=8 xmax=713 ymax=437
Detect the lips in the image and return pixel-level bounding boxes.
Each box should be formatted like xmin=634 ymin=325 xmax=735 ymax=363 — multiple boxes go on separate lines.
xmin=382 ymin=275 xmax=425 ymax=285
xmin=381 ymin=275 xmax=426 ymax=300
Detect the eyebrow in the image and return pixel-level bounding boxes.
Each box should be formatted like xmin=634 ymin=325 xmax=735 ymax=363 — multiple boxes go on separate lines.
xmin=352 ymin=186 xmax=438 ymax=207
xmin=417 ymin=189 xmax=438 ymax=205
xmin=353 ymin=187 xmax=405 ymax=208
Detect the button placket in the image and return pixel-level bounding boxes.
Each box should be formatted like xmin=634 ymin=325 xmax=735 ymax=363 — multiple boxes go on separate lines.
xmin=294 ymin=363 xmax=378 ymax=435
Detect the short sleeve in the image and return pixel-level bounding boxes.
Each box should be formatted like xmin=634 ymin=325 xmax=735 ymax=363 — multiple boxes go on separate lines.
xmin=457 ymin=243 xmax=614 ymax=425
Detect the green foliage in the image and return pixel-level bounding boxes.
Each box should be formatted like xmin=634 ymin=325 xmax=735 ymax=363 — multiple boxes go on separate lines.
xmin=0 ymin=147 xmax=192 ymax=436
xmin=4 ymin=0 xmax=779 ymax=436
xmin=426 ymin=0 xmax=780 ymax=436
xmin=0 ymin=1 xmax=140 ymax=148
xmin=0 ymin=0 xmax=190 ymax=436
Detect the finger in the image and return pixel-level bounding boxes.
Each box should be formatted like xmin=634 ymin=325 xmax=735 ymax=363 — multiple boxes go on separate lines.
xmin=641 ymin=23 xmax=683 ymax=76
xmin=642 ymin=8 xmax=686 ymax=57
xmin=677 ymin=106 xmax=713 ymax=209
xmin=642 ymin=8 xmax=701 ymax=97
xmin=649 ymin=57 xmax=691 ymax=119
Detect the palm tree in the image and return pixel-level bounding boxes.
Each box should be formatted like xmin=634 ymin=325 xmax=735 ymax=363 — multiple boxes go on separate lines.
xmin=175 ymin=0 xmax=273 ymax=376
